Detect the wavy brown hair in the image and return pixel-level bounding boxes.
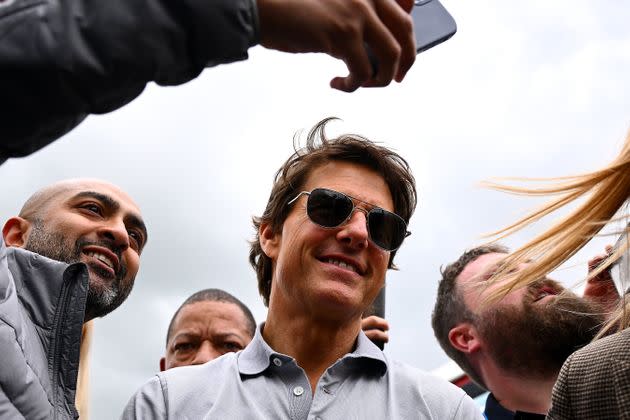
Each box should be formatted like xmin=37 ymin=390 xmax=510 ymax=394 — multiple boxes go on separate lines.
xmin=249 ymin=118 xmax=417 ymax=306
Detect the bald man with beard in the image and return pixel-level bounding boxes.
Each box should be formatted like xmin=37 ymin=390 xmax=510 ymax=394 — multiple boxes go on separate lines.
xmin=0 ymin=179 xmax=147 ymax=419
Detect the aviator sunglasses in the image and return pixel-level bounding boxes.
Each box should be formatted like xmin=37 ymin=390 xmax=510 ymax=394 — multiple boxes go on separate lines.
xmin=287 ymin=188 xmax=410 ymax=251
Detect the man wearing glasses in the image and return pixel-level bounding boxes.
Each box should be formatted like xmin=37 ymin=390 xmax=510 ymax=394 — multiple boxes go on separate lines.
xmin=123 ymin=118 xmax=480 ymax=419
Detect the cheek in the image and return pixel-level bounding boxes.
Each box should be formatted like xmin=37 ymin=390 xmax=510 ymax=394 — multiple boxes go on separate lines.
xmin=503 ymin=290 xmax=527 ymax=306
xmin=124 ymin=252 xmax=141 ymax=277
xmin=371 ymin=248 xmax=390 ymax=273
xmin=278 ymin=217 xmax=324 ymax=259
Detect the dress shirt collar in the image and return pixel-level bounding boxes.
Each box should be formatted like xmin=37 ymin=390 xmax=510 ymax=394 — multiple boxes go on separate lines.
xmin=238 ymin=323 xmax=387 ymax=376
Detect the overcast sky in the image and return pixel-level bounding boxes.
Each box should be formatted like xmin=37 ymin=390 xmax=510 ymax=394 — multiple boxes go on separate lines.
xmin=1 ymin=1 xmax=630 ymax=418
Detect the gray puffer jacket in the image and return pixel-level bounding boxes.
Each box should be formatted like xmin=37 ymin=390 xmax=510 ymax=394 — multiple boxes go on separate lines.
xmin=0 ymin=0 xmax=258 ymax=164
xmin=0 ymin=237 xmax=89 ymax=419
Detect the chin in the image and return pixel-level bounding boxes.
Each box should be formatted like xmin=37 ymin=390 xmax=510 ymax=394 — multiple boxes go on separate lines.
xmin=312 ymin=290 xmax=364 ymax=317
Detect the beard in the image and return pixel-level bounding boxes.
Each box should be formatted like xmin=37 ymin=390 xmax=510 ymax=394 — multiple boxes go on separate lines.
xmin=477 ymin=282 xmax=604 ymax=379
xmin=24 ymin=220 xmax=134 ymax=319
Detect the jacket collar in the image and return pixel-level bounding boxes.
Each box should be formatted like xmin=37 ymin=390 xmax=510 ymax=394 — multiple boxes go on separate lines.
xmin=3 ymin=238 xmax=89 ymax=329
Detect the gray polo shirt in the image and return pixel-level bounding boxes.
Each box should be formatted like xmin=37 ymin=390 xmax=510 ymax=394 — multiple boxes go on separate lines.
xmin=122 ymin=326 xmax=482 ymax=419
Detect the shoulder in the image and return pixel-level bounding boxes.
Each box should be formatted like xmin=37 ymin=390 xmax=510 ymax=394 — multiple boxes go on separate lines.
xmin=123 ymin=354 xmax=240 ymax=419
xmin=386 ymin=358 xmax=483 ymax=419
xmin=386 ymin=358 xmax=464 ymax=396
xmin=549 ymin=330 xmax=630 ymax=420
xmin=160 ymin=352 xmax=239 ymax=388
xmin=555 ymin=330 xmax=630 ymax=385
xmin=563 ymin=328 xmax=630 ymax=373
xmin=163 ymin=353 xmax=240 ymax=414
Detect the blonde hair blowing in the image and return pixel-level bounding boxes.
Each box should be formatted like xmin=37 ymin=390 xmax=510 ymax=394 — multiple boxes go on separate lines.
xmin=482 ymin=132 xmax=630 ymax=304
xmin=594 ymin=294 xmax=630 ymax=339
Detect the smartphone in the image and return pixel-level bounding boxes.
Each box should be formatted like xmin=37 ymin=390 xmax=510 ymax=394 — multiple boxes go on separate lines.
xmin=412 ymin=0 xmax=457 ymax=53
xmin=368 ymin=0 xmax=457 ymax=75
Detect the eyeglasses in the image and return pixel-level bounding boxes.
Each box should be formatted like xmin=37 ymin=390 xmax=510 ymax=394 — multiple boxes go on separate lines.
xmin=287 ymin=188 xmax=410 ymax=251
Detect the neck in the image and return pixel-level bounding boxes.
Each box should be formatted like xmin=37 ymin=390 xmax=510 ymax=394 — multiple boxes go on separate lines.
xmin=263 ymin=304 xmax=361 ymax=394
xmin=482 ymin=362 xmax=556 ymax=414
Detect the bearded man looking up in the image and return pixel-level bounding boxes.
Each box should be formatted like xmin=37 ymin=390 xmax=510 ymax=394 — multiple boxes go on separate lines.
xmin=432 ymin=244 xmax=613 ymax=419
xmin=0 ymin=178 xmax=147 ymax=419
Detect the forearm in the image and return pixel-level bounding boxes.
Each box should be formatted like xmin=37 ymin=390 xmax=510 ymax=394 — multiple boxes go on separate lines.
xmin=0 ymin=0 xmax=258 ymax=160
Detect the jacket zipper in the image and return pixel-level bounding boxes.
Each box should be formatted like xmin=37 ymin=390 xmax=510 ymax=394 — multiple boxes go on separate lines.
xmin=50 ymin=277 xmax=71 ymax=420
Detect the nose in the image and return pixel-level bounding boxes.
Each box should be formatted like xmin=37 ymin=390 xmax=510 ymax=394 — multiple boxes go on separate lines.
xmin=98 ymin=217 xmax=130 ymax=250
xmin=191 ymin=341 xmax=221 ymax=365
xmin=336 ymin=209 xmax=369 ymax=249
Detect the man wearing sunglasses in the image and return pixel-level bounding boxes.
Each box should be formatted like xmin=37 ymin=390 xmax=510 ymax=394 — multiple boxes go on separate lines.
xmin=123 ymin=118 xmax=481 ymax=419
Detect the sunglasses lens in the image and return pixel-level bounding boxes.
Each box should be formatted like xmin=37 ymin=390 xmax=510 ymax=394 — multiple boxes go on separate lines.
xmin=304 ymin=188 xmax=408 ymax=251
xmin=307 ymin=188 xmax=353 ymax=227
xmin=368 ymin=209 xmax=407 ymax=251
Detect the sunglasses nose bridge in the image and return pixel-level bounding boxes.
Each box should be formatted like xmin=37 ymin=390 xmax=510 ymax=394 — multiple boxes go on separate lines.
xmin=351 ymin=205 xmax=370 ymax=219
xmin=336 ymin=206 xmax=370 ymax=248
xmin=345 ymin=204 xmax=371 ymax=230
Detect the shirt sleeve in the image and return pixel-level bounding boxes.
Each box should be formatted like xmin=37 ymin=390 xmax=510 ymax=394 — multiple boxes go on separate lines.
xmin=0 ymin=0 xmax=259 ymax=163
xmin=121 ymin=376 xmax=168 ymax=420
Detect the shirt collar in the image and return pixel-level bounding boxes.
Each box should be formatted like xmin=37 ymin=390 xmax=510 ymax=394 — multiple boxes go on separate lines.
xmin=238 ymin=323 xmax=387 ymax=376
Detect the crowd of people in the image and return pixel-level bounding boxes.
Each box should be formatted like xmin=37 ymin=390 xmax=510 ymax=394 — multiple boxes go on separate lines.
xmin=1 ymin=0 xmax=629 ymax=419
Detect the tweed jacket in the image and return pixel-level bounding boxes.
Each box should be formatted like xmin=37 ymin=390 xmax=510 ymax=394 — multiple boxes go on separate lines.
xmin=547 ymin=327 xmax=630 ymax=420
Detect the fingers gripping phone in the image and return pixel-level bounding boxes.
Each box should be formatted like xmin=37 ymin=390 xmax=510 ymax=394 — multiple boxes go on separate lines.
xmin=368 ymin=0 xmax=457 ymax=75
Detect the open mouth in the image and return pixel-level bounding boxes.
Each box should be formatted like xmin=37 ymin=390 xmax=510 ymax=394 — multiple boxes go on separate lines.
xmin=82 ymin=247 xmax=119 ymax=276
xmin=318 ymin=256 xmax=364 ymax=275
xmin=533 ymin=285 xmax=560 ymax=302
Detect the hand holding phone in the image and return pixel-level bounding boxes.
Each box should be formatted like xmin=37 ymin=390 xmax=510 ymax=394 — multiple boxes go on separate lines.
xmin=367 ymin=0 xmax=457 ymax=77
xmin=257 ymin=0 xmax=418 ymax=92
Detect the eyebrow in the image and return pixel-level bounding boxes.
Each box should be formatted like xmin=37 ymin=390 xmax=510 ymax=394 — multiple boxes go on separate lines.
xmin=72 ymin=191 xmax=148 ymax=245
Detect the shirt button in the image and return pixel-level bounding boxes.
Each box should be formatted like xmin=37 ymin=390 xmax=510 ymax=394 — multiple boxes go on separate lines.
xmin=293 ymin=386 xmax=304 ymax=396
xmin=272 ymin=357 xmax=282 ymax=366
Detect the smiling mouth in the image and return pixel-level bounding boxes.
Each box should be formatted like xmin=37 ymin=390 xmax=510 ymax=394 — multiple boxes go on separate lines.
xmin=321 ymin=257 xmax=361 ymax=274
xmin=83 ymin=250 xmax=117 ymax=276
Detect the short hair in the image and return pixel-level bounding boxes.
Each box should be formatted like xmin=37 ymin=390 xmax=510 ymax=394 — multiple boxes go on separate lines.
xmin=431 ymin=244 xmax=509 ymax=387
xmin=249 ymin=117 xmax=417 ymax=306
xmin=165 ymin=289 xmax=256 ymax=346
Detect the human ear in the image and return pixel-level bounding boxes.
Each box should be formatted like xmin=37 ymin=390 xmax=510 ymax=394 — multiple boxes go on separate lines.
xmin=448 ymin=323 xmax=481 ymax=354
xmin=2 ymin=217 xmax=31 ymax=248
xmin=159 ymin=357 xmax=166 ymax=372
xmin=259 ymin=222 xmax=280 ymax=259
